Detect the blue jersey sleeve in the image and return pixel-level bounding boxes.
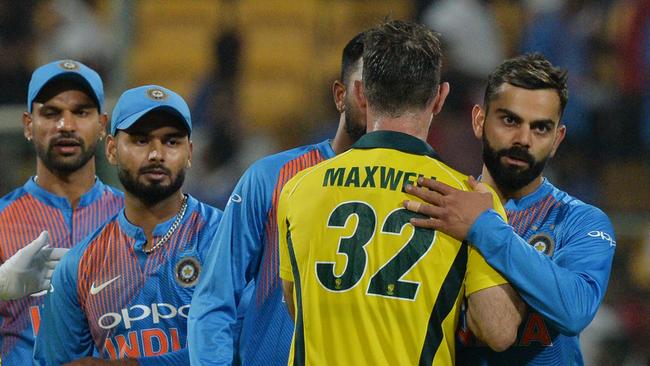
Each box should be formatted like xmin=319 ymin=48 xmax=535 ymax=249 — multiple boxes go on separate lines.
xmin=467 ymin=205 xmax=616 ymax=336
xmin=33 ymin=245 xmax=94 ymax=365
xmin=189 ymin=165 xmax=271 ymax=365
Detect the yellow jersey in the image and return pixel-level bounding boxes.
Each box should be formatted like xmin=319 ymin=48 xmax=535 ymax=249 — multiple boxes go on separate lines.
xmin=278 ymin=131 xmax=508 ymax=365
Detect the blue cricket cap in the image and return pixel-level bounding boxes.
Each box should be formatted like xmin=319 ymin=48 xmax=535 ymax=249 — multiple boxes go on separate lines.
xmin=110 ymin=85 xmax=192 ymax=136
xmin=27 ymin=59 xmax=104 ymax=113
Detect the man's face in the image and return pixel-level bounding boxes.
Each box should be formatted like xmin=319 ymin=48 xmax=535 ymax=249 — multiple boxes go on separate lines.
xmin=343 ymin=60 xmax=366 ymax=141
xmin=110 ymin=110 xmax=192 ymax=205
xmin=25 ymin=85 xmax=104 ymax=174
xmin=478 ymin=83 xmax=565 ymax=193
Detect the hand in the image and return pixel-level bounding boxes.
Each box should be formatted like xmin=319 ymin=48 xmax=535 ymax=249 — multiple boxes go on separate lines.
xmin=403 ymin=176 xmax=494 ymax=241
xmin=0 ymin=231 xmax=69 ymax=300
xmin=63 ymin=357 xmax=139 ymax=365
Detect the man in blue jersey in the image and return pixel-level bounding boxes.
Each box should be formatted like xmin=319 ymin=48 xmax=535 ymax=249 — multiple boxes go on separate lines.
xmin=404 ymin=53 xmax=616 ymax=365
xmin=188 ymin=32 xmax=367 ymax=365
xmin=0 ymin=60 xmax=123 ymax=364
xmin=34 ymin=85 xmax=222 ymax=366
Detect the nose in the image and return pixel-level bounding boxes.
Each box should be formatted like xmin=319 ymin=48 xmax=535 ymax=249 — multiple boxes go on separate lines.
xmin=56 ymin=110 xmax=77 ymax=132
xmin=147 ymin=141 xmax=164 ymax=162
xmin=512 ymin=124 xmax=532 ymax=147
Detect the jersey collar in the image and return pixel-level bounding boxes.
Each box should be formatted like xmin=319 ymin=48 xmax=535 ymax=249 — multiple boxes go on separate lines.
xmin=504 ymin=178 xmax=555 ymax=210
xmin=319 ymin=139 xmax=336 ymax=159
xmin=117 ymin=194 xmax=199 ymax=245
xmin=352 ymin=131 xmax=440 ymax=159
xmin=24 ymin=176 xmax=107 ymax=209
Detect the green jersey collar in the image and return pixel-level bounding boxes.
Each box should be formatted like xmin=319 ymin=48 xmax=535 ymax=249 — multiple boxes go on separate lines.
xmin=352 ymin=130 xmax=440 ymax=160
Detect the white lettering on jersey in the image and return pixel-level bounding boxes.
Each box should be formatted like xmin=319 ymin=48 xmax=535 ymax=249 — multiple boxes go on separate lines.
xmin=587 ymin=231 xmax=616 ymax=247
xmin=98 ymin=303 xmax=190 ymax=330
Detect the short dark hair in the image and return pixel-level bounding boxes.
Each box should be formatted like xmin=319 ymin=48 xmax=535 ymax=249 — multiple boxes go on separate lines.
xmin=340 ymin=31 xmax=365 ymax=84
xmin=484 ymin=53 xmax=568 ymax=115
xmin=362 ymin=20 xmax=443 ymax=117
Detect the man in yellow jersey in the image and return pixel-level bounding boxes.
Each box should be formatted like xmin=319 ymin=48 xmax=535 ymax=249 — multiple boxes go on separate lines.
xmin=277 ymin=20 xmax=525 ymax=365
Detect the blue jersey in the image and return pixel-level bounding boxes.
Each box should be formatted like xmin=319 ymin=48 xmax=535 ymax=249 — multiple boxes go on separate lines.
xmin=0 ymin=177 xmax=123 ymax=365
xmin=458 ymin=179 xmax=616 ymax=365
xmin=34 ymin=195 xmax=222 ymax=366
xmin=189 ymin=140 xmax=335 ymax=365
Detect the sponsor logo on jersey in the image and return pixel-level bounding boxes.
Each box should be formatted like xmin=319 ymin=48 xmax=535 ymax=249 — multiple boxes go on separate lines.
xmin=228 ymin=193 xmax=242 ymax=204
xmin=175 ymin=256 xmax=201 ymax=287
xmin=587 ymin=230 xmax=616 ymax=247
xmin=90 ymin=275 xmax=122 ymax=295
xmin=98 ymin=303 xmax=189 ymax=330
xmin=528 ymin=233 xmax=555 ymax=256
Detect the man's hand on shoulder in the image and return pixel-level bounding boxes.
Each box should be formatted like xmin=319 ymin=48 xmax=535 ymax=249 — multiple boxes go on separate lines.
xmin=403 ymin=176 xmax=494 ymax=241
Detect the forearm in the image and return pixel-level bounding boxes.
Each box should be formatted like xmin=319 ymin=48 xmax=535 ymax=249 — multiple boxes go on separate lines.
xmin=468 ymin=210 xmax=609 ymax=335
xmin=467 ymin=284 xmax=526 ymax=351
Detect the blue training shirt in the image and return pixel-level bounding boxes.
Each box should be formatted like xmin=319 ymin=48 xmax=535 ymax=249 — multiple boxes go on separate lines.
xmin=33 ymin=195 xmax=222 ymax=366
xmin=458 ymin=178 xmax=616 ymax=365
xmin=188 ymin=140 xmax=336 ymax=366
xmin=0 ymin=177 xmax=123 ymax=365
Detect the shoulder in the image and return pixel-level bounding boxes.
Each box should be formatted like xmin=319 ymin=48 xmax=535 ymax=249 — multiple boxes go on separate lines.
xmin=422 ymin=158 xmax=470 ymax=190
xmin=192 ymin=197 xmax=224 ymax=229
xmin=245 ymin=142 xmax=328 ymax=181
xmin=0 ymin=185 xmax=30 ymax=213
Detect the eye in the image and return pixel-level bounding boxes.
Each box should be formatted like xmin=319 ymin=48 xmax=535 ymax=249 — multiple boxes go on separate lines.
xmin=166 ymin=138 xmax=178 ymax=146
xmin=76 ymin=110 xmax=90 ymax=117
xmin=503 ymin=115 xmax=517 ymax=125
xmin=533 ymin=124 xmax=552 ymax=134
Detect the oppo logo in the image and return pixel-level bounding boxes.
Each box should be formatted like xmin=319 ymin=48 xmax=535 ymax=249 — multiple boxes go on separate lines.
xmin=98 ymin=303 xmax=189 ymax=330
xmin=587 ymin=231 xmax=616 ymax=247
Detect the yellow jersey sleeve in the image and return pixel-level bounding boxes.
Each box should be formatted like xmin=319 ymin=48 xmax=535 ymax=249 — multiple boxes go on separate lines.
xmin=277 ymin=171 xmax=304 ymax=282
xmin=465 ymin=185 xmax=509 ymax=295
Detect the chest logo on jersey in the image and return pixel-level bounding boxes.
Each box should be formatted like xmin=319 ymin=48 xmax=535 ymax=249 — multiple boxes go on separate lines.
xmin=175 ymin=256 xmax=201 ymax=287
xmin=528 ymin=233 xmax=555 ymax=256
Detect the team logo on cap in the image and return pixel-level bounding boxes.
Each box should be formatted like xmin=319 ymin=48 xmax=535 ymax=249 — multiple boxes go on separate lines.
xmin=175 ymin=256 xmax=201 ymax=287
xmin=59 ymin=60 xmax=79 ymax=70
xmin=147 ymin=87 xmax=168 ymax=101
xmin=528 ymin=233 xmax=555 ymax=256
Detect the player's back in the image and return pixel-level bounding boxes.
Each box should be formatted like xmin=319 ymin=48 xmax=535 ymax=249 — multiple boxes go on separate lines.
xmin=279 ymin=131 xmax=503 ymax=365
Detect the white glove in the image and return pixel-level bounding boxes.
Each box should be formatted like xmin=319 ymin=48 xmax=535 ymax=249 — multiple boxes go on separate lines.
xmin=0 ymin=231 xmax=69 ymax=300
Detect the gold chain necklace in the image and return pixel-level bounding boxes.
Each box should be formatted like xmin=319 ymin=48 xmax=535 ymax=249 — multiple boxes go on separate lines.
xmin=143 ymin=195 xmax=188 ymax=254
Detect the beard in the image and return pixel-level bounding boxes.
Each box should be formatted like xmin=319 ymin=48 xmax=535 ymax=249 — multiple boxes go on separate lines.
xmin=35 ymin=133 xmax=96 ymax=174
xmin=482 ymin=133 xmax=548 ymax=193
xmin=343 ymin=99 xmax=366 ymax=142
xmin=118 ymin=164 xmax=185 ymax=205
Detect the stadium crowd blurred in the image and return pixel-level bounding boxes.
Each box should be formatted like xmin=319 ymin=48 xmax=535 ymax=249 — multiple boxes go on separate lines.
xmin=0 ymin=0 xmax=647 ymax=364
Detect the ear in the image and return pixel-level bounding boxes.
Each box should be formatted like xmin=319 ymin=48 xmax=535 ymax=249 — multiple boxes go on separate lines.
xmin=431 ymin=82 xmax=450 ymax=115
xmin=105 ymin=135 xmax=118 ymax=166
xmin=332 ymin=80 xmax=346 ymax=113
xmin=23 ymin=112 xmax=33 ymax=141
xmin=187 ymin=139 xmax=193 ymax=168
xmin=98 ymin=113 xmax=108 ymax=141
xmin=471 ymin=104 xmax=485 ymax=139
xmin=549 ymin=124 xmax=566 ymax=158
xmin=353 ymin=80 xmax=367 ymax=111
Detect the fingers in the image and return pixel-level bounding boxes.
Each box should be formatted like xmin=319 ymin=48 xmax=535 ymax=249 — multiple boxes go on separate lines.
xmin=26 ymin=231 xmax=50 ymax=254
xmin=405 ymin=184 xmax=444 ymax=206
xmin=416 ymin=177 xmax=457 ymax=195
xmin=49 ymin=248 xmax=70 ymax=261
xmin=409 ymin=217 xmax=442 ymax=230
xmin=468 ymin=176 xmax=490 ymax=193
xmin=403 ymin=200 xmax=445 ymax=219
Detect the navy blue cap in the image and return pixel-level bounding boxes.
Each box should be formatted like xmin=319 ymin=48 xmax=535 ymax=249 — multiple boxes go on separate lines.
xmin=27 ymin=59 xmax=104 ymax=113
xmin=110 ymin=85 xmax=192 ymax=136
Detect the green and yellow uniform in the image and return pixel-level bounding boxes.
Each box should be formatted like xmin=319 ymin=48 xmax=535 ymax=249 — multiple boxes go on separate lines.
xmin=278 ymin=131 xmax=508 ymax=365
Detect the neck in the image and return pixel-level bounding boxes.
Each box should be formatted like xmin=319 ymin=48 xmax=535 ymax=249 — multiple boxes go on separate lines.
xmin=124 ymin=190 xmax=185 ymax=248
xmin=367 ymin=109 xmax=431 ymax=142
xmin=35 ymin=160 xmax=97 ymax=209
xmin=330 ymin=115 xmax=356 ymax=155
xmin=480 ymin=165 xmax=544 ymax=202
